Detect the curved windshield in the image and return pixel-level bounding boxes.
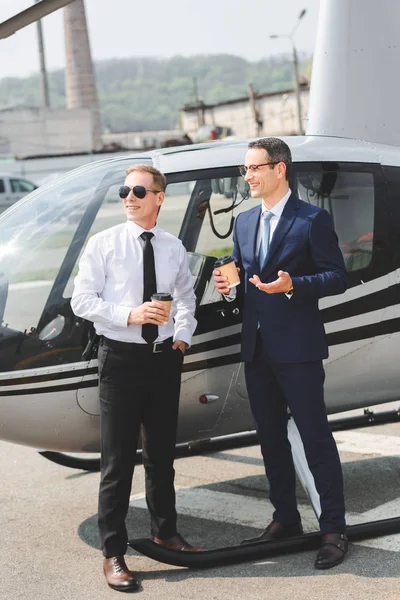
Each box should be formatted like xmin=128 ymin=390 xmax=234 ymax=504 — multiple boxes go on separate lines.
xmin=0 ymin=156 xmax=149 ymax=338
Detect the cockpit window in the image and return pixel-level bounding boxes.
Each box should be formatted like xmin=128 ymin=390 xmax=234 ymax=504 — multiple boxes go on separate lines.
xmin=0 ymin=157 xmax=150 ymax=339
xmin=160 ymin=170 xmax=252 ymax=306
xmin=294 ymin=166 xmax=375 ymax=273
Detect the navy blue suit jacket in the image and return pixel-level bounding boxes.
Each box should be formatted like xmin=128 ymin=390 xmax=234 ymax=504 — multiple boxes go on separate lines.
xmin=232 ymin=193 xmax=348 ymax=363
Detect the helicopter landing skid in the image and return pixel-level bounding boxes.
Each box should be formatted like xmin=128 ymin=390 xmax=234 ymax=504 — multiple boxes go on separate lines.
xmin=129 ymin=516 xmax=400 ymax=568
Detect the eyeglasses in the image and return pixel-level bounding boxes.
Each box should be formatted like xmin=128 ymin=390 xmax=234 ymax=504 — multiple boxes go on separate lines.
xmin=238 ymin=163 xmax=280 ymax=177
xmin=119 ymin=185 xmax=162 ymax=199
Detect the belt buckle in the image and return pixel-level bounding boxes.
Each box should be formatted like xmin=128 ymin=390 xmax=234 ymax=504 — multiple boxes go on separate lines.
xmin=153 ymin=341 xmax=163 ymax=354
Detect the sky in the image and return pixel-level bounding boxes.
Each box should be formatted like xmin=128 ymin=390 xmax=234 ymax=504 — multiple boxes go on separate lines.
xmin=0 ymin=0 xmax=320 ymax=80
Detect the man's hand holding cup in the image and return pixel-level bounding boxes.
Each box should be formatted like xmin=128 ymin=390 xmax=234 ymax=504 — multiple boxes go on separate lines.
xmin=213 ymin=255 xmax=240 ymax=295
xmin=127 ymin=301 xmax=169 ymax=325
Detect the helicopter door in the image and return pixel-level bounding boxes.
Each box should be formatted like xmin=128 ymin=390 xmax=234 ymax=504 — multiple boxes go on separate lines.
xmin=293 ymin=161 xmax=395 ymax=411
xmin=159 ymin=171 xmax=257 ymax=440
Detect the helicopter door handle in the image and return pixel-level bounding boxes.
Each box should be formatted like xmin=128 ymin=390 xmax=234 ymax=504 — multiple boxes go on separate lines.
xmin=217 ymin=309 xmax=226 ymax=317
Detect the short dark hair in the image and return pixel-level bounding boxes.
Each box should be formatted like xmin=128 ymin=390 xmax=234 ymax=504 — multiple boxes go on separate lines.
xmin=125 ymin=163 xmax=166 ymax=192
xmin=248 ymin=137 xmax=292 ymax=181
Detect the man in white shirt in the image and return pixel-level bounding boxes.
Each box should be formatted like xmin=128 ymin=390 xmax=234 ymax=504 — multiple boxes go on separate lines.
xmin=71 ymin=164 xmax=197 ymax=592
xmin=213 ymin=138 xmax=348 ymax=570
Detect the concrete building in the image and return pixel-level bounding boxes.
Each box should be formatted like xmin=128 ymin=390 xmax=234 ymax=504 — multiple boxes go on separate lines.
xmin=0 ymin=0 xmax=103 ymax=158
xmin=181 ymin=87 xmax=310 ymax=141
xmin=0 ymin=105 xmax=101 ymax=157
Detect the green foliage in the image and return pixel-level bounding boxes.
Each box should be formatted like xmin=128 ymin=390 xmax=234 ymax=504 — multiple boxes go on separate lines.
xmin=207 ymin=246 xmax=234 ymax=258
xmin=0 ymin=54 xmax=312 ymax=132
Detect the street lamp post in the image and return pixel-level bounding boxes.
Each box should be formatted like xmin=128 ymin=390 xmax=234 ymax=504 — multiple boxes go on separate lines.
xmin=270 ymin=9 xmax=307 ymax=135
xmin=34 ymin=0 xmax=50 ymax=109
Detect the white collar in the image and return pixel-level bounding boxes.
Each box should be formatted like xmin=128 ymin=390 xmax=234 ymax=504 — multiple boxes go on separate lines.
xmin=261 ymin=188 xmax=292 ymax=218
xmin=126 ymin=220 xmax=160 ymax=240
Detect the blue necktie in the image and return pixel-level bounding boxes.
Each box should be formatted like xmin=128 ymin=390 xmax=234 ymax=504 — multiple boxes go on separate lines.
xmin=258 ymin=211 xmax=273 ymax=269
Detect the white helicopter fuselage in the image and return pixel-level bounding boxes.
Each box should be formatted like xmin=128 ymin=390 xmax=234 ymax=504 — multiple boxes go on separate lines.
xmin=1 ymin=0 xmax=400 ymax=453
xmin=0 ymin=135 xmax=399 ymax=451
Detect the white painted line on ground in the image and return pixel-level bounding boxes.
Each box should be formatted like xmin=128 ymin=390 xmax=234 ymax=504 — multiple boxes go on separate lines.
xmin=131 ymin=487 xmax=320 ymax=532
xmin=131 ymin=487 xmax=400 ymax=552
xmin=346 ymin=498 xmax=400 ymax=552
xmin=333 ymin=431 xmax=400 ymax=457
xmin=130 ymin=432 xmax=400 ymax=552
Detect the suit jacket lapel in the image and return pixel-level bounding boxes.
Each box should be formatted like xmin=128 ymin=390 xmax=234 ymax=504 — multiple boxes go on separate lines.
xmin=247 ymin=205 xmax=261 ymax=274
xmin=261 ymin=193 xmax=300 ymax=275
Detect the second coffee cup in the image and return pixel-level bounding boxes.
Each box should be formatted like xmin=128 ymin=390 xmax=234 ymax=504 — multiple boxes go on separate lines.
xmin=214 ymin=255 xmax=240 ymax=288
xmin=151 ymin=292 xmax=173 ymax=324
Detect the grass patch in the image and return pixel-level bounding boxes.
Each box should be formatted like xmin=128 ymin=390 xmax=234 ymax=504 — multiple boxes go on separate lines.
xmin=28 ymin=230 xmax=93 ymax=250
xmin=205 ymin=246 xmax=234 ymax=258
xmin=38 ymin=232 xmax=75 ymax=249
xmin=9 ymin=264 xmax=79 ymax=284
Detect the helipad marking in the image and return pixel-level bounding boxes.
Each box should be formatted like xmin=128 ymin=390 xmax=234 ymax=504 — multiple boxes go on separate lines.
xmin=333 ymin=431 xmax=400 ymax=456
xmin=131 ymin=487 xmax=319 ymax=532
xmin=130 ymin=432 xmax=400 ymax=552
xmin=131 ymin=487 xmax=400 ymax=552
xmin=347 ymin=498 xmax=400 ymax=552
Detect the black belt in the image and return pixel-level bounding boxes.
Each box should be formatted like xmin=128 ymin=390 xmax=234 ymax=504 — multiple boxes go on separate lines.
xmin=102 ymin=336 xmax=173 ymax=354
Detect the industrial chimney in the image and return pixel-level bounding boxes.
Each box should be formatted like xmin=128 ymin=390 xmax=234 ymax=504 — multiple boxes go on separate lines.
xmin=64 ymin=0 xmax=102 ymax=150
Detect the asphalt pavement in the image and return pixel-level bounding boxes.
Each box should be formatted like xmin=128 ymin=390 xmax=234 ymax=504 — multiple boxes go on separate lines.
xmin=0 ymin=406 xmax=399 ymax=600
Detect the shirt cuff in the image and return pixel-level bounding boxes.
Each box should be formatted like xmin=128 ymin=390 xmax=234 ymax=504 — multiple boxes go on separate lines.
xmin=223 ymin=288 xmax=237 ymax=302
xmin=114 ymin=305 xmax=131 ymax=328
xmin=285 ymin=288 xmax=294 ymax=299
xmin=173 ymin=329 xmax=192 ymax=348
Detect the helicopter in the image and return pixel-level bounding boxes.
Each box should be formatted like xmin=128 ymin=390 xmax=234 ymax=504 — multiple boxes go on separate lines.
xmin=0 ymin=132 xmax=400 ymax=467
xmin=0 ymin=0 xmax=400 ymax=476
xmin=0 ymin=0 xmax=399 ymax=571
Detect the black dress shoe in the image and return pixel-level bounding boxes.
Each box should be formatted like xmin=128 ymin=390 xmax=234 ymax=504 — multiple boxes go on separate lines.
xmin=315 ymin=533 xmax=348 ymax=570
xmin=152 ymin=532 xmax=201 ymax=552
xmin=241 ymin=519 xmax=304 ymax=544
xmin=103 ymin=556 xmax=141 ymax=592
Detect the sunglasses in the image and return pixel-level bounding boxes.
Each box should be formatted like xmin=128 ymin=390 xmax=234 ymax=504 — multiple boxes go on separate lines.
xmin=118 ymin=185 xmax=162 ymax=199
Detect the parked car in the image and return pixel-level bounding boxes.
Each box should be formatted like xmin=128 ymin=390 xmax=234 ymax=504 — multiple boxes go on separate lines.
xmin=0 ymin=173 xmax=37 ymax=212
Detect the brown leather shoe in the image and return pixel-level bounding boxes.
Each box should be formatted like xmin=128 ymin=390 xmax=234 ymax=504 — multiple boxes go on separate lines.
xmin=103 ymin=556 xmax=140 ymax=592
xmin=315 ymin=533 xmax=348 ymax=569
xmin=152 ymin=533 xmax=201 ymax=552
xmin=241 ymin=519 xmax=304 ymax=544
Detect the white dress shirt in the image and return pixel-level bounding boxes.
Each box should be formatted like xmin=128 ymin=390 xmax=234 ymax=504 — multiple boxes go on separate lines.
xmin=71 ymin=220 xmax=197 ymax=345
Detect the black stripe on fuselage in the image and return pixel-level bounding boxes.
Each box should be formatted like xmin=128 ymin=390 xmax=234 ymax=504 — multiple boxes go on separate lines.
xmin=0 ymin=378 xmax=98 ymax=397
xmin=0 ymin=366 xmax=98 ymax=387
xmin=185 ymin=316 xmax=400 ymax=370
xmin=0 ymin=353 xmax=243 ymax=395
xmin=321 ymin=283 xmax=400 ymax=324
xmin=2 ymin=314 xmax=400 ymax=396
xmin=186 ymin=332 xmax=241 ymax=356
xmin=326 ymin=316 xmax=400 ymax=346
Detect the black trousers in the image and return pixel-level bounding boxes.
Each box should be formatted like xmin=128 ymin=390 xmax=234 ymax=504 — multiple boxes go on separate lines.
xmin=97 ymin=336 xmax=184 ymax=558
xmin=244 ymin=333 xmax=346 ymax=534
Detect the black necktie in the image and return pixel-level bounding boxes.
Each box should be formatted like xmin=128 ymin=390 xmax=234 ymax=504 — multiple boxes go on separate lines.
xmin=140 ymin=231 xmax=158 ymax=344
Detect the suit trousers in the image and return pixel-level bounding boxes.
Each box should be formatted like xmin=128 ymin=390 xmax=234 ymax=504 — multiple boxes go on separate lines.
xmin=244 ymin=332 xmax=346 ymax=534
xmin=97 ymin=336 xmax=183 ymax=557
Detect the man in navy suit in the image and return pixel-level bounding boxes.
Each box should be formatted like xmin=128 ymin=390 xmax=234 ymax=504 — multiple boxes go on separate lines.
xmin=214 ymin=138 xmax=348 ymax=569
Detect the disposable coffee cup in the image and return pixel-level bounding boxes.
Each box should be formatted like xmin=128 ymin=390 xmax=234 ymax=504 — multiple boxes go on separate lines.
xmin=151 ymin=292 xmax=173 ymax=324
xmin=214 ymin=255 xmax=240 ymax=288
